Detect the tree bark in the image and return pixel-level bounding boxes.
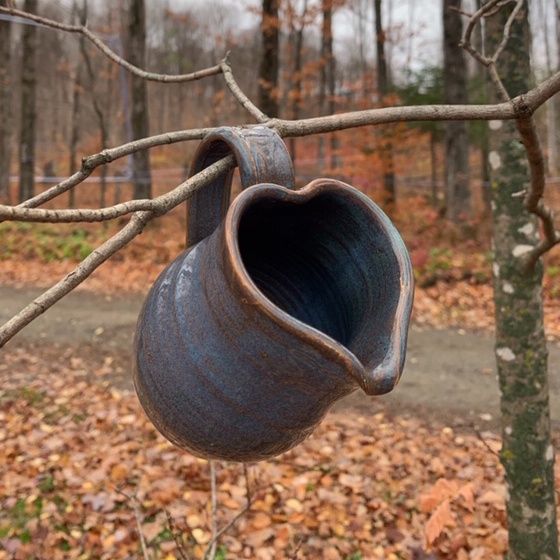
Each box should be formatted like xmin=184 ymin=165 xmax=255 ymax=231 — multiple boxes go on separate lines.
xmin=80 ymin=0 xmax=110 ymax=208
xmin=126 ymin=0 xmax=152 ymax=200
xmin=287 ymin=0 xmax=308 ymax=165
xmin=374 ymin=0 xmax=395 ymax=207
xmin=443 ymin=0 xmax=470 ymax=222
xmin=68 ymin=0 xmax=88 ymax=209
xmin=487 ymin=4 xmax=559 ymax=559
xmin=0 ymin=0 xmax=12 ymax=202
xmin=318 ymin=0 xmax=332 ymax=164
xmin=18 ymin=0 xmax=39 ymax=204
xmin=258 ymin=0 xmax=280 ymax=118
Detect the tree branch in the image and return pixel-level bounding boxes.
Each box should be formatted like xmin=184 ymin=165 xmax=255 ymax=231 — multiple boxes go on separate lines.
xmin=0 ymin=155 xmax=236 ymax=347
xmin=0 ymin=5 xmax=224 ymax=84
xmin=11 ymin=64 xmax=560 ymax=212
xmin=0 ymin=199 xmax=153 ymax=223
xmin=221 ymin=56 xmax=269 ymax=123
xmin=19 ymin=128 xmax=213 ymax=209
xmin=203 ymin=464 xmax=253 ymax=559
xmin=460 ymin=0 xmax=559 ymax=271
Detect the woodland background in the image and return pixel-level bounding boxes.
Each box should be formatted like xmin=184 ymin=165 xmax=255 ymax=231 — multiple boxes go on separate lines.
xmin=1 ymin=0 xmax=560 ymax=559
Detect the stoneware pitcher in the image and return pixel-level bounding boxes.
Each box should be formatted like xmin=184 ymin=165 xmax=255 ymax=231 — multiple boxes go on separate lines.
xmin=133 ymin=127 xmax=414 ymax=462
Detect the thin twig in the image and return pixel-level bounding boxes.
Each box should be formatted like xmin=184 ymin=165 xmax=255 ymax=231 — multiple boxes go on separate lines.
xmin=19 ymin=128 xmax=213 ymax=209
xmin=207 ymin=461 xmax=219 ymax=560
xmin=115 ymin=488 xmax=151 ymax=560
xmin=203 ymin=464 xmax=253 ymax=559
xmin=470 ymin=423 xmax=500 ymax=458
xmin=460 ymin=0 xmax=514 ymax=100
xmin=165 ymin=510 xmax=192 ymax=560
xmin=0 ymin=6 xmax=224 ymax=84
xmin=220 ymin=56 xmax=269 ymax=123
xmin=491 ymin=0 xmax=524 ymax=65
xmin=460 ymin=0 xmax=559 ymax=271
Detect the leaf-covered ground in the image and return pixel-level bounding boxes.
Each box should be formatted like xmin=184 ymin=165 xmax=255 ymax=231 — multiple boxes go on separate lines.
xmin=2 ymin=203 xmax=560 ymax=558
xmin=2 ymin=342 xmax=559 ymax=560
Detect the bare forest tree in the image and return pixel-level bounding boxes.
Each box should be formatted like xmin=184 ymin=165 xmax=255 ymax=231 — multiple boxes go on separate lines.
xmin=258 ymin=0 xmax=280 ymax=118
xmin=374 ymin=0 xmax=396 ymax=206
xmin=317 ymin=0 xmax=337 ymax=168
xmin=485 ymin=3 xmax=558 ymax=557
xmin=126 ymin=0 xmax=152 ymax=199
xmin=18 ymin=0 xmax=38 ymax=203
xmin=68 ymin=0 xmax=87 ymax=209
xmin=0 ymin=0 xmax=11 ymax=202
xmin=286 ymin=0 xmax=310 ymax=164
xmin=443 ymin=0 xmax=470 ymax=222
xmin=1 ymin=1 xmax=560 ymax=559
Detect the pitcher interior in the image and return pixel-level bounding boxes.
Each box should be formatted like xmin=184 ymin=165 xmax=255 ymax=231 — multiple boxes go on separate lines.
xmin=237 ymin=190 xmax=401 ymax=367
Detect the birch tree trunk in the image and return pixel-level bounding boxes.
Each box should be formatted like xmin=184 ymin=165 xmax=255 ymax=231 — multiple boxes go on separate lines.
xmin=487 ymin=4 xmax=559 ymax=559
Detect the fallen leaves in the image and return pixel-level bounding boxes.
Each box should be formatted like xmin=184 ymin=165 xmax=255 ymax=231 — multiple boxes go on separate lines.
xmin=3 ymin=342 xmax=553 ymax=559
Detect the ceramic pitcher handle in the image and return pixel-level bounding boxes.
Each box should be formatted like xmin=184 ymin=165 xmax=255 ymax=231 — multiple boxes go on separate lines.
xmin=186 ymin=126 xmax=295 ymax=247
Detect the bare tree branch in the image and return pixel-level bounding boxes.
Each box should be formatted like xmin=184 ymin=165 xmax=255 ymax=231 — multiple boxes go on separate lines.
xmin=221 ymin=56 xmax=269 ymax=123
xmin=203 ymin=464 xmax=253 ymax=559
xmin=0 ymin=155 xmax=235 ymax=347
xmin=0 ymin=5 xmax=224 ymax=83
xmin=460 ymin=0 xmax=520 ymax=100
xmin=0 ymin=200 xmax=153 ymax=223
xmin=19 ymin=128 xmax=213 ymax=209
xmin=115 ymin=488 xmax=151 ymax=560
xmin=460 ymin=0 xmax=559 ymax=272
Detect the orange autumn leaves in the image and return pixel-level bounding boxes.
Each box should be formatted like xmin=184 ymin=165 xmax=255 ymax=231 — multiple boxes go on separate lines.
xmin=0 ymin=341 xmax=531 ymax=559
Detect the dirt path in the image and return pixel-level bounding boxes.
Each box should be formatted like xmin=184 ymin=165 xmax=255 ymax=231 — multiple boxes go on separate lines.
xmin=2 ymin=285 xmax=560 ymax=429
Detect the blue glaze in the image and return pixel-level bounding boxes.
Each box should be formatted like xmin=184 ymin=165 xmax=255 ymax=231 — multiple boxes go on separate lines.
xmin=133 ymin=128 xmax=414 ymax=462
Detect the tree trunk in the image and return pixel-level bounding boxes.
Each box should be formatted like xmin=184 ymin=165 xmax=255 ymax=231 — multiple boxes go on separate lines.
xmin=487 ymin=4 xmax=559 ymax=559
xmin=288 ymin=0 xmax=308 ymax=165
xmin=430 ymin=131 xmax=438 ymax=206
xmin=318 ymin=0 xmax=332 ymax=164
xmin=258 ymin=0 xmax=280 ymax=118
xmin=18 ymin=0 xmax=39 ymax=204
xmin=443 ymin=0 xmax=470 ymax=222
xmin=127 ymin=0 xmax=152 ymax=200
xmin=0 ymin=0 xmax=12 ymax=203
xmin=68 ymin=0 xmax=88 ymax=209
xmin=374 ymin=0 xmax=395 ymax=207
xmin=552 ymin=0 xmax=560 ymax=179
xmin=80 ymin=0 xmax=110 ymax=207
xmin=474 ymin=0 xmax=492 ymax=217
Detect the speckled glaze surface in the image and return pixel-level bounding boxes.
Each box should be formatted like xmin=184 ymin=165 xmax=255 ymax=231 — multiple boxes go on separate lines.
xmin=133 ymin=128 xmax=414 ymax=463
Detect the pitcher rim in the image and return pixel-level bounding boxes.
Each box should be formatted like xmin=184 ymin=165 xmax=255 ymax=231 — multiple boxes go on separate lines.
xmin=223 ymin=178 xmax=414 ymax=395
